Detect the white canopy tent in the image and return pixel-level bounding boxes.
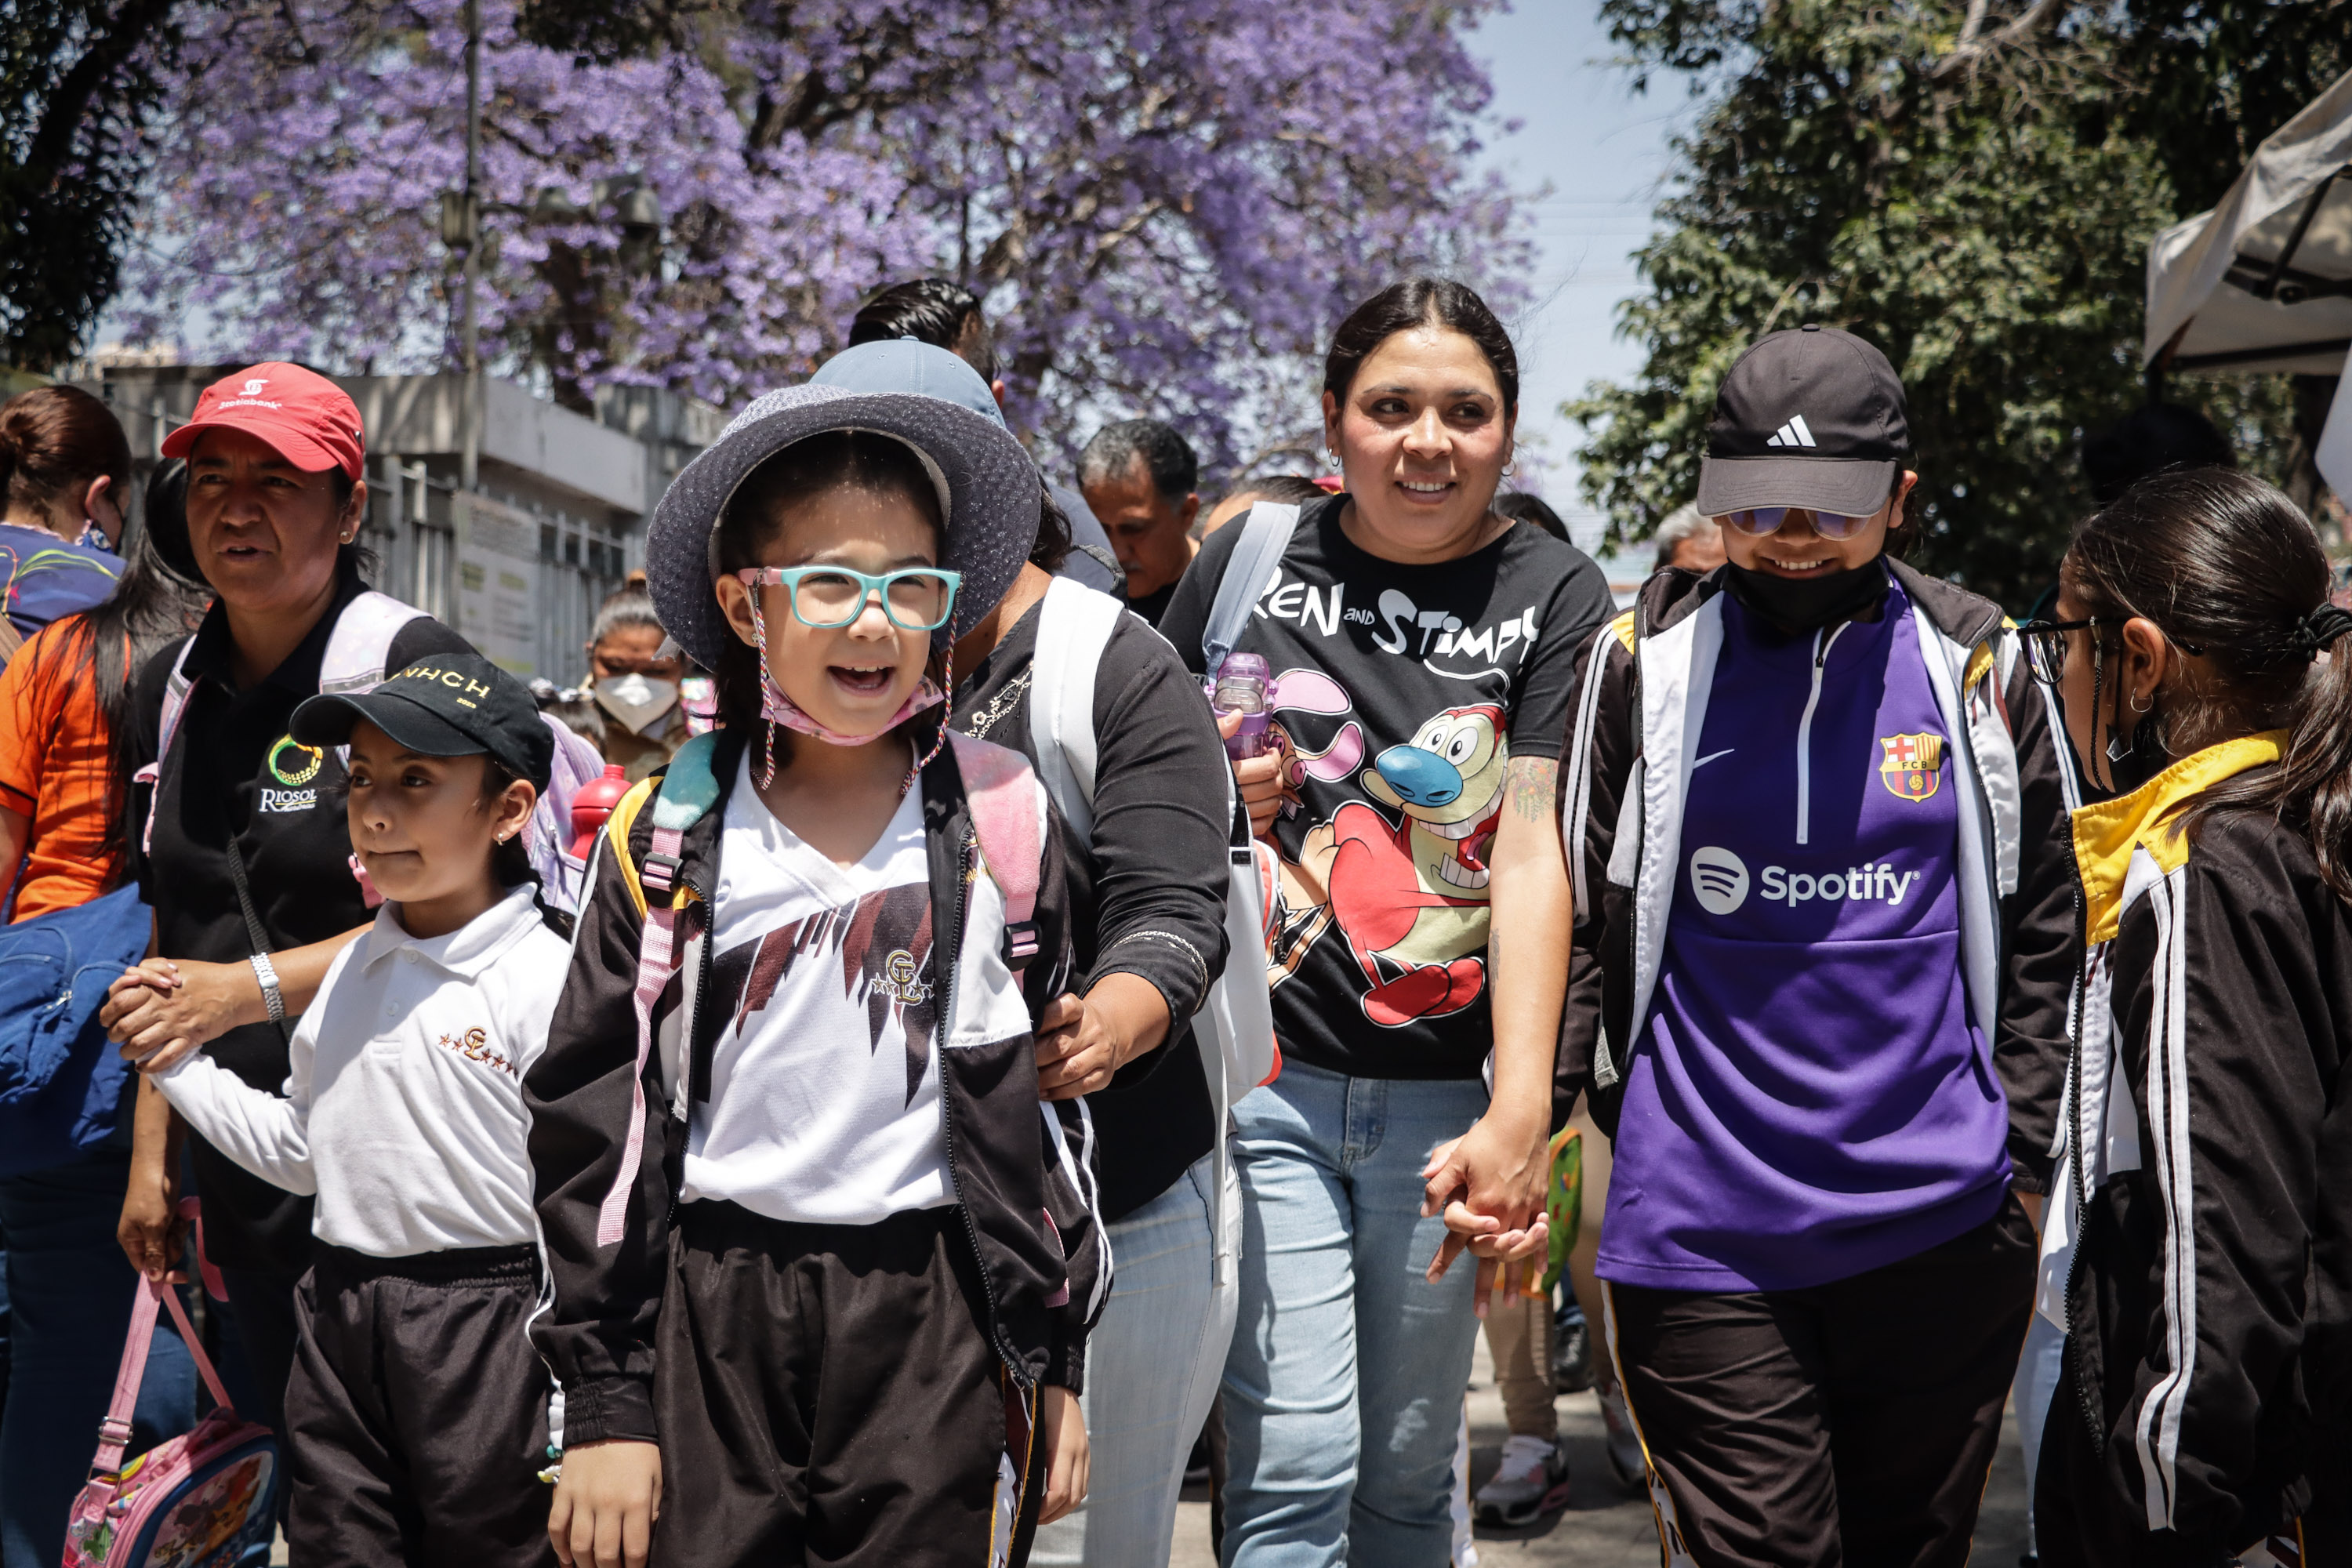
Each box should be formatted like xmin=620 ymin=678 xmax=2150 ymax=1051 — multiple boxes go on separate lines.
xmin=2145 ymin=67 xmax=2352 ymax=379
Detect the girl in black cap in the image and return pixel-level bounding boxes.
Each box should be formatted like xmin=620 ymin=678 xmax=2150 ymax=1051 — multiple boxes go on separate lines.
xmin=2028 ymin=470 xmax=2352 ymax=1566
xmin=136 ymin=654 xmax=570 ymax=1567
xmin=528 ymin=385 xmax=1103 ymax=1568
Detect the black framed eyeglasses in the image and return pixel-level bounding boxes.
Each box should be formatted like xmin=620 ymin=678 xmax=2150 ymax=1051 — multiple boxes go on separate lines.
xmin=2018 ymin=618 xmax=2114 ymax=687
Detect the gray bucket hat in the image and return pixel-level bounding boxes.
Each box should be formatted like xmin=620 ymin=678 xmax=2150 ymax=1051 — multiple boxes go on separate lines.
xmin=646 ymin=382 xmax=1040 ymax=670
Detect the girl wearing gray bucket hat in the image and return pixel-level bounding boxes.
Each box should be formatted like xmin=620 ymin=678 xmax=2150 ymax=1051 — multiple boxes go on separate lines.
xmin=526 ymin=385 xmax=1105 ymax=1566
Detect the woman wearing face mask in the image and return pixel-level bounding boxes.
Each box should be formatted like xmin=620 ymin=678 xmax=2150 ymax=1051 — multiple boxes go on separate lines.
xmin=575 ymin=586 xmax=691 ymax=782
xmin=0 ymin=385 xmax=134 ymax=655
xmin=1156 ymin=278 xmax=1611 ymax=1565
xmin=1556 ymin=325 xmax=2079 ymax=1566
xmin=2025 ymin=469 xmax=2352 ymax=1566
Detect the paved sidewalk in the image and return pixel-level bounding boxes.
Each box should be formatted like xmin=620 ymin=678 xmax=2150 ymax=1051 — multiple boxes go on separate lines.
xmin=1171 ymin=1331 xmax=2030 ymax=1566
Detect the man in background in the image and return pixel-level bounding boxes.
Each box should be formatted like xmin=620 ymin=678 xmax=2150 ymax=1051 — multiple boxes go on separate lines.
xmin=847 ymin=278 xmax=1124 ymax=594
xmin=1653 ymin=503 xmax=1726 ymax=573
xmin=1078 ymin=419 xmax=1200 ymax=626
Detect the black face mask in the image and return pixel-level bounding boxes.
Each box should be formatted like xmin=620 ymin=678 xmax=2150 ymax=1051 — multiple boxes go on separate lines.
xmin=1722 ymin=554 xmax=1890 ymax=637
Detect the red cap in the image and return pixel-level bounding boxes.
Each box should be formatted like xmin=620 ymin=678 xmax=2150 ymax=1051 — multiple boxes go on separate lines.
xmin=162 ymin=363 xmax=365 ymax=481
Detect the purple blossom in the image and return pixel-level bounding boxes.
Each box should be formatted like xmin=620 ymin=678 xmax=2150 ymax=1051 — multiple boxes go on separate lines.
xmin=123 ymin=0 xmax=1529 ymax=477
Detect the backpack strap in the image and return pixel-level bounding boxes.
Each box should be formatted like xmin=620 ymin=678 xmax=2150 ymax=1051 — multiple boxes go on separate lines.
xmin=320 ymin=590 xmax=428 ymax=695
xmin=136 ymin=637 xmax=200 ymax=855
xmin=1025 ymin=575 xmax=1124 ymax=838
xmin=1200 ymin=501 xmax=1300 ymax=679
xmin=594 ymin=731 xmax=725 ymax=1249
xmin=949 ymin=732 xmax=1044 ymax=970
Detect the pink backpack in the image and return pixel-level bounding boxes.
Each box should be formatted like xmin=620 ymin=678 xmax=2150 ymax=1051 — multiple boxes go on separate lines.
xmin=64 ymin=1200 xmax=278 ymax=1568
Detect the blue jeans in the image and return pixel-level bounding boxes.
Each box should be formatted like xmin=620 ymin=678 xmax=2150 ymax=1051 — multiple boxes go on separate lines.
xmin=1219 ymin=1062 xmax=1489 ymax=1568
xmin=0 ymin=1151 xmax=201 ymax=1568
xmin=1032 ymin=1152 xmax=1239 ymax=1568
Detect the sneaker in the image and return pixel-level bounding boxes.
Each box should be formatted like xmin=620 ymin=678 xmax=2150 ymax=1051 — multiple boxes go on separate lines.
xmin=1472 ymin=1434 xmax=1570 ymax=1527
xmin=1554 ymin=1311 xmax=1593 ymax=1395
xmin=1597 ymin=1387 xmax=1646 ymax=1496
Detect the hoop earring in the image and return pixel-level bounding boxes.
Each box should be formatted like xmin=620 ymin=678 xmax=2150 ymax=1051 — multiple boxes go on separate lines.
xmin=1502 ymin=458 xmax=1517 ymax=477
xmin=2129 ymin=689 xmax=2152 ymax=714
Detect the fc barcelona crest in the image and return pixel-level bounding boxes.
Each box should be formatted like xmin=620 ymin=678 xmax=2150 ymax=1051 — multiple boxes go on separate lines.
xmin=1878 ymin=731 xmax=1944 ymax=802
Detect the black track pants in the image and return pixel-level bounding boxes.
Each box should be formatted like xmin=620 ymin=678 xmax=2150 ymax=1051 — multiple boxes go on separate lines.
xmin=1606 ymin=1191 xmax=2036 ymax=1568
xmin=285 ymin=1243 xmax=554 ymax=1568
xmin=652 ymin=1201 xmax=1040 ymax=1567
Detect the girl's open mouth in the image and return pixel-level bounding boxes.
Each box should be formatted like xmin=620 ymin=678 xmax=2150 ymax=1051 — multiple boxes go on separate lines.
xmin=829 ymin=662 xmax=898 ymax=698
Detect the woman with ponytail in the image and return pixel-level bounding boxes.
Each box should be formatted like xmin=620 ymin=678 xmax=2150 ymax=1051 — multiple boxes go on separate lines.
xmin=2026 ymin=467 xmax=2352 ymax=1564
xmin=0 ymin=385 xmax=135 ymax=653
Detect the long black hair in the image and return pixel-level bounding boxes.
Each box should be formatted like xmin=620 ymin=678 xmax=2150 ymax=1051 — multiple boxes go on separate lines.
xmin=1323 ymin=278 xmax=1519 ymax=419
xmin=2063 ymin=467 xmax=2352 ymax=898
xmin=27 ymin=460 xmax=212 ymax=875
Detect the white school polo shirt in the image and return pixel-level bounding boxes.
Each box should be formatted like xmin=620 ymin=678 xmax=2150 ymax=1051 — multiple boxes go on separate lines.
xmin=156 ymin=884 xmax=567 ymax=1257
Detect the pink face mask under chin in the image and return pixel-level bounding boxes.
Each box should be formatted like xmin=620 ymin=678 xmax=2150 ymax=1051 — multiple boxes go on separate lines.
xmin=760 ymin=673 xmax=944 ymax=746
xmin=742 ymin=593 xmax=953 ymax=789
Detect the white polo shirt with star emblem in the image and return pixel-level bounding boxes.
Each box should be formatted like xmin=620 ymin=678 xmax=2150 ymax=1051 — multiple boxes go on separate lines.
xmin=155 ymin=884 xmax=568 ymax=1258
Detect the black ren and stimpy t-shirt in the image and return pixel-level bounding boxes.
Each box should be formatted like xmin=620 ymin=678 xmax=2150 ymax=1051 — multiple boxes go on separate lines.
xmin=1157 ymin=497 xmax=1613 ymax=1081
xmin=129 ymin=564 xmax=474 ymax=1269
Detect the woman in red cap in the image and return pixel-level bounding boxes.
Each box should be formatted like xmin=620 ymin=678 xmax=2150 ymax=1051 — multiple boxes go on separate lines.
xmin=103 ymin=362 xmax=474 ymax=1463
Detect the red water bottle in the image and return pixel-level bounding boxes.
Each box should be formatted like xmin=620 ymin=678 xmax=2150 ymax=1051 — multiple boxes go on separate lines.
xmin=571 ymin=764 xmax=630 ymax=858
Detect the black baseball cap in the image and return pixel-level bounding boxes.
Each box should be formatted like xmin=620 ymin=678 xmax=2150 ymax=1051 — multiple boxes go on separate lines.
xmin=1695 ymin=325 xmax=1910 ymax=519
xmin=292 ymin=653 xmax=554 ymax=791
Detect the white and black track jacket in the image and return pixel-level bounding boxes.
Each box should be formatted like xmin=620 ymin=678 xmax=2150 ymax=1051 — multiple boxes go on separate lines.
xmin=2049 ymin=733 xmax=2352 ymax=1550
xmin=524 ymin=725 xmax=1108 ymax=1449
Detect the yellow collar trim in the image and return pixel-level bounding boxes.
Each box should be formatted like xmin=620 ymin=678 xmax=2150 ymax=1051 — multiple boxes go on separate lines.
xmin=2071 ymin=731 xmax=2286 ymax=944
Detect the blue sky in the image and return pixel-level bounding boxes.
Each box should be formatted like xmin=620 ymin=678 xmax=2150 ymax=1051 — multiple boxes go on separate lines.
xmin=1465 ymin=2 xmax=1702 ymax=541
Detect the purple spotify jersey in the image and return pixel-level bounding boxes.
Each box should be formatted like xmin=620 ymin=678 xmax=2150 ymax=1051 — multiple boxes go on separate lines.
xmin=1597 ymin=582 xmax=2011 ymax=1293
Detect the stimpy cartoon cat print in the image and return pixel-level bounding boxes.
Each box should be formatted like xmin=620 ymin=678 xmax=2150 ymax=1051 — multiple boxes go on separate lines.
xmin=1256 ymin=670 xmax=1509 ymax=1026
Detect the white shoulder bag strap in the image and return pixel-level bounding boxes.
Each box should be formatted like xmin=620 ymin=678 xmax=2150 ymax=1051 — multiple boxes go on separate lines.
xmin=1200 ymin=501 xmax=1300 ymax=681
xmin=1026 ymin=575 xmax=1125 ymax=839
xmin=321 ymin=590 xmax=429 ymax=695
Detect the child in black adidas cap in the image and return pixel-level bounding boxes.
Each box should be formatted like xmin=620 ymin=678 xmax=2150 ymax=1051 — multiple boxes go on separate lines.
xmin=143 ymin=652 xmax=570 ymax=1567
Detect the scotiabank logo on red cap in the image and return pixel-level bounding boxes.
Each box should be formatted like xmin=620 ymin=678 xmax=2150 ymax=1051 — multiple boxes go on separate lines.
xmin=165 ymin=362 xmax=365 ymax=480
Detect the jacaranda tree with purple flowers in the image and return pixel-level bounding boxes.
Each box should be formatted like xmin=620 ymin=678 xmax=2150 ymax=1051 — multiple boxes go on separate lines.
xmin=122 ymin=0 xmax=1527 ymax=475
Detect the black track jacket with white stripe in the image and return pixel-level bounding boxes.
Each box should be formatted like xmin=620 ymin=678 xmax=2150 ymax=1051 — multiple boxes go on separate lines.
xmin=1555 ymin=558 xmax=2080 ymax=1192
xmin=524 ymin=723 xmax=1106 ymax=1449
xmin=2060 ymin=734 xmax=2352 ymax=1552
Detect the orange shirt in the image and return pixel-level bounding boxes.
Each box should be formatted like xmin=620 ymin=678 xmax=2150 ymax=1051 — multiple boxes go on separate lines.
xmin=0 ymin=620 xmax=122 ymax=920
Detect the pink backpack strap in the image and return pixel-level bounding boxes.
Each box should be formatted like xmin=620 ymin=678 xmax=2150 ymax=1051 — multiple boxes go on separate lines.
xmin=596 ymin=822 xmax=684 ymax=1248
xmin=949 ymin=733 xmax=1043 ymax=969
xmin=93 ymin=1208 xmax=238 ymax=1475
xmin=591 ymin=735 xmax=725 ymax=1248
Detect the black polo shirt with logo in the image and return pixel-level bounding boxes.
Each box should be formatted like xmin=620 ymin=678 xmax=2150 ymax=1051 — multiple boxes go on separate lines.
xmin=129 ymin=564 xmax=472 ymax=1269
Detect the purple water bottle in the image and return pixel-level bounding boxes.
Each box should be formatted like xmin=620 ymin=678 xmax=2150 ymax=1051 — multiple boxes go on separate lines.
xmin=1213 ymin=652 xmax=1274 ymax=760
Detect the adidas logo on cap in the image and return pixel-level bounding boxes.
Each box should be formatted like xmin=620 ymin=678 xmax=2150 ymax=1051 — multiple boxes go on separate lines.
xmin=1766 ymin=415 xmax=1817 ymax=448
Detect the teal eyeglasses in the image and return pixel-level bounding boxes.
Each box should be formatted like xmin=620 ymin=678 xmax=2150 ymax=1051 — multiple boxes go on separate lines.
xmin=735 ymin=565 xmax=964 ymax=631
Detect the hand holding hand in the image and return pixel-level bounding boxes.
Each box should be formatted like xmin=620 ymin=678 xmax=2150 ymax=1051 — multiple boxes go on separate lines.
xmin=1038 ymin=1385 xmax=1090 ymax=1526
xmin=106 ymin=959 xmax=257 ymax=1072
xmin=549 ymin=1439 xmax=662 ymax=1568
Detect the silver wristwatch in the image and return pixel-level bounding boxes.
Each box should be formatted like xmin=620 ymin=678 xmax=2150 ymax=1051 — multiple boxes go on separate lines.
xmin=249 ymin=953 xmax=286 ymax=1024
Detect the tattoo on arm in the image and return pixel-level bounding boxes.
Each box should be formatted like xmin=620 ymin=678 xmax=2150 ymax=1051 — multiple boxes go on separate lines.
xmin=1504 ymin=758 xmax=1558 ymax=824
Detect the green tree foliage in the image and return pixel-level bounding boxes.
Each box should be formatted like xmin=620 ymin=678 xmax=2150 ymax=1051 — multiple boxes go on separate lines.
xmin=0 ymin=0 xmax=180 ymax=371
xmin=1571 ymin=0 xmax=2348 ymax=609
